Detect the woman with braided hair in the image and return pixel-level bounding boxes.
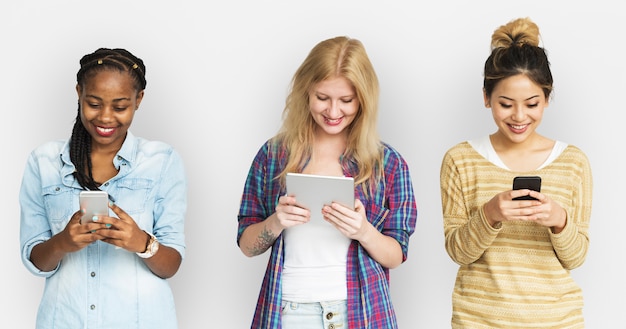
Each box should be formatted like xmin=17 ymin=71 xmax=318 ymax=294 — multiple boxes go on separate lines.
xmin=439 ymin=17 xmax=592 ymax=328
xmin=19 ymin=48 xmax=186 ymax=328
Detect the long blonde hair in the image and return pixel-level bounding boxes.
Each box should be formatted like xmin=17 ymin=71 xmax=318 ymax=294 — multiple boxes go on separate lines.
xmin=273 ymin=36 xmax=383 ymax=193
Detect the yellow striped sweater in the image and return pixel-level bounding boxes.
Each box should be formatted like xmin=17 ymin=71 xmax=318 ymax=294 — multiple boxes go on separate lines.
xmin=440 ymin=141 xmax=592 ymax=329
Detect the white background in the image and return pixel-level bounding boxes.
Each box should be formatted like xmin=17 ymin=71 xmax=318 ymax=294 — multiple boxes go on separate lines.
xmin=3 ymin=1 xmax=623 ymax=328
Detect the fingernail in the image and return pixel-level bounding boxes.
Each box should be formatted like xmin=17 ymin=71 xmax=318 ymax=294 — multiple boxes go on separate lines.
xmin=105 ymin=223 xmax=111 ymax=228
xmin=92 ymin=215 xmax=99 ymax=221
xmin=109 ymin=201 xmax=114 ymax=207
xmin=81 ymin=209 xmax=86 ymax=213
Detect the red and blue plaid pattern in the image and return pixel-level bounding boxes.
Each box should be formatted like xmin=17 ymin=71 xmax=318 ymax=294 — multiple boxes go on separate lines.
xmin=237 ymin=139 xmax=417 ymax=328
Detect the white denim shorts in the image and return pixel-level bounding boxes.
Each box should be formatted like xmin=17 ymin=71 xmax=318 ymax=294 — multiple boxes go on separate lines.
xmin=281 ymin=300 xmax=348 ymax=329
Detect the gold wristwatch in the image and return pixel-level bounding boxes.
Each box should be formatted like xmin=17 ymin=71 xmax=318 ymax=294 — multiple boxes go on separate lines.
xmin=136 ymin=231 xmax=159 ymax=259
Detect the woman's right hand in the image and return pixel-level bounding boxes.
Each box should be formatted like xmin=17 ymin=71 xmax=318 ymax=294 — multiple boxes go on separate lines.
xmin=30 ymin=209 xmax=107 ymax=272
xmin=274 ymin=195 xmax=311 ymax=229
xmin=483 ymin=190 xmax=542 ymax=228
xmin=61 ymin=209 xmax=108 ymax=252
xmin=239 ymin=195 xmax=311 ymax=257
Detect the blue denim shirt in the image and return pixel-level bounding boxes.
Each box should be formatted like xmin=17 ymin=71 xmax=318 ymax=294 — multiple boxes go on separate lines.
xmin=19 ymin=131 xmax=187 ymax=329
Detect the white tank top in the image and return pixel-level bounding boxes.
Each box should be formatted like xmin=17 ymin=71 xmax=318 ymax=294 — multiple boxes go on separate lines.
xmin=281 ymin=216 xmax=351 ymax=302
xmin=468 ymin=135 xmax=567 ymax=170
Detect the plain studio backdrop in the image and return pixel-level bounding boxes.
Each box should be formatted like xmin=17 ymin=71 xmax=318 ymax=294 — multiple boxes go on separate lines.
xmin=2 ymin=1 xmax=623 ymax=328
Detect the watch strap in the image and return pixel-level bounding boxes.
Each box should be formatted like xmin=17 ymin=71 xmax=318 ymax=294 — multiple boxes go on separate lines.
xmin=136 ymin=230 xmax=159 ymax=259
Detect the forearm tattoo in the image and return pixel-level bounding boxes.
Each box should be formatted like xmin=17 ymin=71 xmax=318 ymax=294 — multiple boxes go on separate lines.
xmin=247 ymin=225 xmax=277 ymax=256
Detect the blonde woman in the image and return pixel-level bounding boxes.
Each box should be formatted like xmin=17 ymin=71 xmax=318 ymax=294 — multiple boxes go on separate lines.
xmin=237 ymin=36 xmax=418 ymax=329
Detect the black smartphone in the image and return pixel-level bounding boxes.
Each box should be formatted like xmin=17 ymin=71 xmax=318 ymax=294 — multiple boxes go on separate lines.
xmin=512 ymin=176 xmax=541 ymax=200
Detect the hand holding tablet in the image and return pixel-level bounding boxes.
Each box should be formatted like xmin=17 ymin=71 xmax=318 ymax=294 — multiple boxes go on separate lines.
xmin=285 ymin=173 xmax=355 ymax=222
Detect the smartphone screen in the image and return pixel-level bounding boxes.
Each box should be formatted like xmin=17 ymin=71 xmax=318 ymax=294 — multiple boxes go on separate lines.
xmin=512 ymin=176 xmax=541 ymax=200
xmin=79 ymin=191 xmax=109 ymax=224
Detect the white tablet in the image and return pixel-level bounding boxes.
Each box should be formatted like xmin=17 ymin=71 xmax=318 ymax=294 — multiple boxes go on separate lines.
xmin=286 ymin=173 xmax=355 ymax=221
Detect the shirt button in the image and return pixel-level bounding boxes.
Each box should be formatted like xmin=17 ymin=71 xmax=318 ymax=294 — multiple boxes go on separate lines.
xmin=90 ymin=305 xmax=96 ymax=310
xmin=90 ymin=272 xmax=96 ymax=277
xmin=328 ymin=324 xmax=335 ymax=329
xmin=326 ymin=312 xmax=333 ymax=320
xmin=104 ymin=182 xmax=109 ymax=186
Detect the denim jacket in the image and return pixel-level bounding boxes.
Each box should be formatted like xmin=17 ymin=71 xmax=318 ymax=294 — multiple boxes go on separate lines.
xmin=20 ymin=131 xmax=187 ymax=329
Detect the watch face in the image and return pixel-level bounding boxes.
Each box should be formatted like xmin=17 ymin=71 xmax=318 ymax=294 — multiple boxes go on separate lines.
xmin=137 ymin=233 xmax=159 ymax=258
xmin=150 ymin=240 xmax=159 ymax=254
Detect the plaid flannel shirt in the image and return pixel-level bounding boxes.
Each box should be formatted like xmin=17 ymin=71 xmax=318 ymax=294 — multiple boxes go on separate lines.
xmin=237 ymin=138 xmax=417 ymax=329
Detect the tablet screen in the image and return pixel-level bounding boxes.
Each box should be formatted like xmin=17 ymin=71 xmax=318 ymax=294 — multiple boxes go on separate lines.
xmin=286 ymin=173 xmax=355 ymax=222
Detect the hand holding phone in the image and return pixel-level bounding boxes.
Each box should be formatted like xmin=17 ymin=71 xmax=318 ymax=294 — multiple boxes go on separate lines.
xmin=512 ymin=176 xmax=541 ymax=201
xmin=79 ymin=191 xmax=109 ymax=224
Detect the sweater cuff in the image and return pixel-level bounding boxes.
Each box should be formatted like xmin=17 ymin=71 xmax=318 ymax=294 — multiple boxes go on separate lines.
xmin=550 ymin=210 xmax=577 ymax=249
xmin=479 ymin=204 xmax=502 ymax=231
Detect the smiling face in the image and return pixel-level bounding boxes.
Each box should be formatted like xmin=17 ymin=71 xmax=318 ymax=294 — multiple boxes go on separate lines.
xmin=77 ymin=69 xmax=143 ymax=152
xmin=485 ymin=74 xmax=548 ymax=146
xmin=308 ymin=76 xmax=360 ymax=139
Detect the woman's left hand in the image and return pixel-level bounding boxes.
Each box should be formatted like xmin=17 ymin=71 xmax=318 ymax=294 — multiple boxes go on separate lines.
xmin=515 ymin=192 xmax=567 ymax=232
xmin=323 ymin=199 xmax=404 ymax=268
xmin=322 ymin=199 xmax=373 ymax=241
xmin=90 ymin=203 xmax=150 ymax=253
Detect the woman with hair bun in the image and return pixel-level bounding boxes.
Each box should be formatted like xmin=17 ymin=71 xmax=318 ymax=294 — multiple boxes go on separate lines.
xmin=440 ymin=18 xmax=592 ymax=328
xmin=19 ymin=48 xmax=187 ymax=328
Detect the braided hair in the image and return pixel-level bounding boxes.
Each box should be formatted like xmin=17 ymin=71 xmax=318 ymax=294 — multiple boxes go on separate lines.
xmin=71 ymin=48 xmax=147 ymax=190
